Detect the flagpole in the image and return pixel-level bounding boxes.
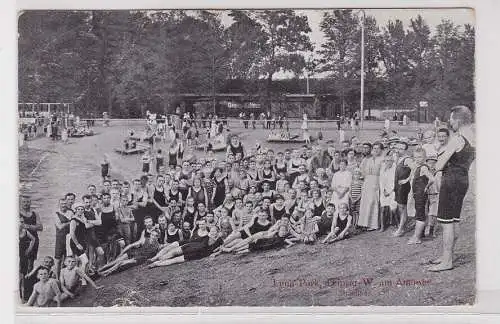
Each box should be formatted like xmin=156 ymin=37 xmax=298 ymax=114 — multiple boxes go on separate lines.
xmin=360 ymin=9 xmax=365 ymax=129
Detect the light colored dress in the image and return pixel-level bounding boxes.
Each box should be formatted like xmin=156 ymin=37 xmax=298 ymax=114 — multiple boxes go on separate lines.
xmin=379 ymin=163 xmax=397 ymax=210
xmin=61 ymin=129 xmax=68 ymax=142
xmin=301 ymin=114 xmax=308 ymax=130
xmin=422 ymin=142 xmax=438 ymax=158
xmin=339 ymin=129 xmax=345 ymax=143
xmin=330 ymin=170 xmax=352 ymax=208
xmin=357 ymin=155 xmax=383 ymax=229
xmin=384 ymin=119 xmax=390 ymax=130
xmin=19 ymin=132 xmax=25 ymax=147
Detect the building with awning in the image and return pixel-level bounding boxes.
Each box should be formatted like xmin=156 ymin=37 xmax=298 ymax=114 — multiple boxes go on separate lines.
xmin=175 ymin=93 xmax=341 ymax=118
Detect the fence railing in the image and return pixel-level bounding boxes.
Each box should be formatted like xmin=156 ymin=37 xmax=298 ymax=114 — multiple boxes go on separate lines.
xmin=76 ymin=118 xmax=424 ymax=130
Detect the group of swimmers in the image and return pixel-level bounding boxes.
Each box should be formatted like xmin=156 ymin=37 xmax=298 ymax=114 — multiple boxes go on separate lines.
xmin=19 ymin=105 xmax=475 ymax=307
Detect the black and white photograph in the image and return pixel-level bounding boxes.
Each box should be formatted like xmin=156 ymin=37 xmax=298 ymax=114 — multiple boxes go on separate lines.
xmin=17 ymin=7 xmax=476 ymax=308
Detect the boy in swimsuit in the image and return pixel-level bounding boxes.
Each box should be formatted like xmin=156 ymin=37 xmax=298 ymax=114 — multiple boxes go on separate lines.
xmin=23 ymin=255 xmax=56 ymax=302
xmin=141 ymin=150 xmax=152 ymax=175
xmin=27 ymin=267 xmax=61 ymax=307
xmin=59 ymin=256 xmax=103 ymax=302
xmin=301 ymin=208 xmax=319 ymax=244
xmin=117 ymin=195 xmax=135 ymax=245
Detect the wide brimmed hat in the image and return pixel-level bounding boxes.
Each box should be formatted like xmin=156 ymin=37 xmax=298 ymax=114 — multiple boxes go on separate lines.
xmin=426 ymin=154 xmax=438 ymax=161
xmin=73 ymin=202 xmax=84 ymax=209
xmin=408 ymin=138 xmax=420 ymax=146
xmin=392 ymin=137 xmax=410 ymax=148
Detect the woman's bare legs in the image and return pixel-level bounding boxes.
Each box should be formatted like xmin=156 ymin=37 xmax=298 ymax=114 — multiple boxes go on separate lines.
xmin=148 ymin=255 xmax=186 ymax=268
xmin=394 ymin=204 xmax=407 ymax=236
xmin=150 ymin=242 xmax=179 ymax=261
xmin=225 ymin=237 xmax=254 ymax=252
xmin=222 ymin=232 xmax=242 ymax=247
xmin=100 ymin=259 xmax=137 ymax=277
xmin=98 ymin=254 xmax=128 ymax=272
xmin=223 ymin=238 xmax=246 ymax=250
xmin=150 ymin=246 xmax=183 ymax=264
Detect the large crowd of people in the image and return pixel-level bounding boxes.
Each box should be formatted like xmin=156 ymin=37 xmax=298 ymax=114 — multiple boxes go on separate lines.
xmin=19 ymin=105 xmax=475 ymax=307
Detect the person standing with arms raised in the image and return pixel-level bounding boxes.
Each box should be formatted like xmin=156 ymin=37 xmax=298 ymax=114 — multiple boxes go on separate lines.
xmin=428 ymin=106 xmax=475 ymax=272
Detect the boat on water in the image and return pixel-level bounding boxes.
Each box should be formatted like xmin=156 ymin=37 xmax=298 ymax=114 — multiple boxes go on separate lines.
xmin=266 ymin=132 xmax=310 ymax=144
xmin=196 ymin=142 xmax=226 ymax=152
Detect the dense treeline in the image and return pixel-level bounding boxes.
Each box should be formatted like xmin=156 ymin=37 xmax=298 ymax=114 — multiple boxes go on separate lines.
xmin=18 ymin=9 xmax=474 ymax=118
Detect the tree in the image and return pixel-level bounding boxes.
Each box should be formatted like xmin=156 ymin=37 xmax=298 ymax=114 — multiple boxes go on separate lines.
xmin=406 ymin=15 xmax=434 ymax=116
xmin=318 ymin=10 xmax=360 ymax=116
xmin=379 ymin=19 xmax=413 ymax=110
xmin=18 ymin=11 xmax=96 ymax=107
xmin=236 ymin=10 xmax=313 ymax=111
xmin=426 ymin=20 xmax=475 ymax=117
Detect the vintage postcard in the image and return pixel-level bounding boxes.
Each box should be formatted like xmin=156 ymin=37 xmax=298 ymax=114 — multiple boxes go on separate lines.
xmin=15 ymin=6 xmax=480 ymax=312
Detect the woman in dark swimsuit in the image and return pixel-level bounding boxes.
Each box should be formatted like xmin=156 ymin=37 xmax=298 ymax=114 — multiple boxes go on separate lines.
xmin=67 ymin=203 xmax=92 ymax=279
xmin=182 ymin=196 xmax=197 ymax=228
xmin=151 ymin=175 xmax=167 ymax=223
xmin=393 ymin=140 xmax=412 ymax=237
xmin=97 ymin=193 xmax=123 ymax=260
xmin=274 ymin=152 xmax=287 ymax=175
xmin=19 ymin=196 xmax=43 ymax=272
xmin=195 ymin=202 xmax=208 ymax=221
xmin=220 ymin=209 xmax=272 ymax=249
xmin=131 ymin=179 xmax=148 ymax=240
xmin=322 ymin=203 xmax=352 ymax=243
xmin=165 ymin=222 xmax=183 ymax=244
xmin=227 ymin=135 xmax=245 ymax=162
xmin=168 ymin=136 xmax=181 ymax=168
xmin=148 ymin=220 xmax=223 ymax=267
xmin=270 ymin=194 xmax=288 ymax=223
xmin=211 ymin=167 xmax=228 ymax=209
xmin=188 ymin=177 xmax=208 ymax=209
xmin=316 ymin=203 xmax=336 ymax=236
xmin=167 ymin=180 xmax=183 ymax=204
xmin=328 ymin=150 xmax=341 ymax=174
xmin=213 ymin=221 xmax=294 ymax=256
xmin=259 ymin=160 xmax=276 ymax=190
xmin=311 ymin=189 xmax=326 ymax=217
xmin=179 ymin=161 xmax=193 ymax=182
xmin=69 ymin=205 xmax=89 ymax=258
xmin=428 ymin=106 xmax=475 ymax=272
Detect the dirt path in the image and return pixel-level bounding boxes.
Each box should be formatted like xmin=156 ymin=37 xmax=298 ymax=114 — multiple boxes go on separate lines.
xmin=21 ymin=124 xmax=475 ymax=306
xmin=20 ymin=127 xmax=145 ymax=259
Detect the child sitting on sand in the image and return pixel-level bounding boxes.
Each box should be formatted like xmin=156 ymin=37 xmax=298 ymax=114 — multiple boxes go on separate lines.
xmin=27 ymin=267 xmax=61 ymax=307
xmin=322 ymin=203 xmax=352 ymax=244
xmin=59 ymin=256 xmax=103 ymax=303
xmin=301 ymin=208 xmax=319 ymax=244
xmin=23 ymin=256 xmax=55 ymax=303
